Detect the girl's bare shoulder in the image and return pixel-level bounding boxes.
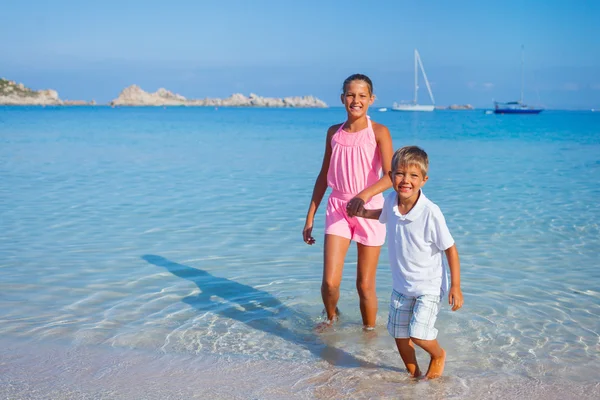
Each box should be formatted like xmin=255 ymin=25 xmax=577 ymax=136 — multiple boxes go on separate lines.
xmin=327 ymin=123 xmax=343 ymax=136
xmin=371 ymin=121 xmax=391 ymax=137
xmin=328 ymin=123 xmax=343 ymax=132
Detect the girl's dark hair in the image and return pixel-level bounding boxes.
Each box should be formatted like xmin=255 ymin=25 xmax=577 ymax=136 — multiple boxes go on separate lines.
xmin=342 ymin=74 xmax=373 ymax=95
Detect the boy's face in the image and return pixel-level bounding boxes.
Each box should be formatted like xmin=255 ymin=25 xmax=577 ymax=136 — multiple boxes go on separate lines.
xmin=389 ymin=163 xmax=428 ymax=202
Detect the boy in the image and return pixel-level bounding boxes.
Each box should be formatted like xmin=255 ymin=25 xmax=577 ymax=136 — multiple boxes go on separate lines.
xmin=353 ymin=145 xmax=463 ymax=379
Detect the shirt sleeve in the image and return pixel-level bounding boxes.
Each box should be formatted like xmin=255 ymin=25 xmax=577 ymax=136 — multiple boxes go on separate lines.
xmin=379 ymin=192 xmax=392 ymax=224
xmin=431 ymin=207 xmax=454 ymax=251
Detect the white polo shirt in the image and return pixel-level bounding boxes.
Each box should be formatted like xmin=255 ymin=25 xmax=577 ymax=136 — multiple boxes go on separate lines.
xmin=379 ymin=190 xmax=454 ymax=297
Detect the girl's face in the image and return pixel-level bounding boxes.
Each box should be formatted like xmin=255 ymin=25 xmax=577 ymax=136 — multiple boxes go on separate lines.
xmin=341 ymin=80 xmax=374 ymax=118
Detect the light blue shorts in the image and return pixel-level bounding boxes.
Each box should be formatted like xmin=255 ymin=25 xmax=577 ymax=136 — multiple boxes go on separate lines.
xmin=387 ymin=290 xmax=441 ymax=340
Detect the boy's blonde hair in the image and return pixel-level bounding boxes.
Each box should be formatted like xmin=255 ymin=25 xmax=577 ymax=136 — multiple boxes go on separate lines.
xmin=391 ymin=146 xmax=429 ymax=177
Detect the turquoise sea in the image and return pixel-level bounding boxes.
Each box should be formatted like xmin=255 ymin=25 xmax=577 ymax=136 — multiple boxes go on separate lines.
xmin=1 ymin=106 xmax=599 ymax=399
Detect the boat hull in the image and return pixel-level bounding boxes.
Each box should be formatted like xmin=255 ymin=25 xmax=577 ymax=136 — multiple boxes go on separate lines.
xmin=391 ymin=104 xmax=434 ymax=112
xmin=493 ymin=108 xmax=543 ymax=114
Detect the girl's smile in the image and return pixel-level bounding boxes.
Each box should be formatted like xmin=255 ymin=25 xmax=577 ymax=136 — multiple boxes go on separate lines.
xmin=341 ymin=81 xmax=374 ymax=118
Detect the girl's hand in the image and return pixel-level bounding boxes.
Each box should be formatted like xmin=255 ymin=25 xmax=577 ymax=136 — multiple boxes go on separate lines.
xmin=303 ymin=224 xmax=316 ymax=245
xmin=346 ymin=197 xmax=365 ymax=217
xmin=351 ymin=204 xmax=368 ymax=218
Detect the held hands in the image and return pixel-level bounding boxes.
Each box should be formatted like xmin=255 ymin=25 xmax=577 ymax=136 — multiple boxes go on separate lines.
xmin=448 ymin=286 xmax=464 ymax=311
xmin=346 ymin=197 xmax=366 ymax=218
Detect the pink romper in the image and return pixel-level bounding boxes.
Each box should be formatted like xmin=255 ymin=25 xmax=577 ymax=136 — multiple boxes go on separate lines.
xmin=325 ymin=118 xmax=386 ymax=246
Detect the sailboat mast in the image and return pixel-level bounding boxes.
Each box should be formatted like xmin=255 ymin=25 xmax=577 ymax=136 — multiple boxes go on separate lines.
xmin=520 ymin=45 xmax=524 ymax=104
xmin=416 ymin=50 xmax=435 ymax=105
xmin=414 ymin=49 xmax=418 ymax=104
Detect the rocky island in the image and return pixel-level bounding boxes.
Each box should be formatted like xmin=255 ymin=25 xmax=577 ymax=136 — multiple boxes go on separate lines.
xmin=0 ymin=78 xmax=328 ymax=108
xmin=435 ymin=104 xmax=475 ymax=110
xmin=0 ymin=78 xmax=95 ymax=106
xmin=1 ymin=78 xmax=61 ymax=105
xmin=109 ymin=85 xmax=328 ymax=108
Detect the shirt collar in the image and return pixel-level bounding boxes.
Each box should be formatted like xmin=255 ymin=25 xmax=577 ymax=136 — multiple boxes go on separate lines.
xmin=393 ymin=190 xmax=427 ymax=221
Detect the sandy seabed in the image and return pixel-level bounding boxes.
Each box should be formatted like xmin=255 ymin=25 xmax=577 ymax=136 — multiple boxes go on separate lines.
xmin=2 ymin=337 xmax=599 ymax=400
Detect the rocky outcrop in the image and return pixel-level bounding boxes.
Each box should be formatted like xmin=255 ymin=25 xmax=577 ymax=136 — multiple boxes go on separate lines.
xmin=0 ymin=78 xmax=96 ymax=105
xmin=109 ymin=85 xmax=186 ymax=106
xmin=0 ymin=78 xmax=62 ymax=105
xmin=63 ymin=99 xmax=97 ymax=106
xmin=435 ymin=104 xmax=475 ymax=110
xmin=0 ymin=79 xmax=327 ymax=107
xmin=448 ymin=104 xmax=474 ymax=110
xmin=110 ymin=85 xmax=328 ymax=108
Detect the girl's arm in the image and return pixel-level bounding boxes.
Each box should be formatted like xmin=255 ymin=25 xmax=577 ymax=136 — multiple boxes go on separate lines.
xmin=303 ymin=125 xmax=338 ymax=245
xmin=346 ymin=122 xmax=394 ymax=216
xmin=444 ymin=244 xmax=464 ymax=311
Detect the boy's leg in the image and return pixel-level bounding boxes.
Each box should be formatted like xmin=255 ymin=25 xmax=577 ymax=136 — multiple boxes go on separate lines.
xmin=321 ymin=234 xmax=351 ymax=324
xmin=356 ymin=243 xmax=380 ymax=328
xmin=408 ymin=295 xmax=445 ymax=379
xmin=395 ymin=338 xmax=421 ymax=378
xmin=410 ymin=338 xmax=446 ymax=379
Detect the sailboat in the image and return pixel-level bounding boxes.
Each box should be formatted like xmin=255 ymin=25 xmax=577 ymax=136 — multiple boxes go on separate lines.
xmin=494 ymin=46 xmax=543 ymax=114
xmin=392 ymin=49 xmax=435 ymax=112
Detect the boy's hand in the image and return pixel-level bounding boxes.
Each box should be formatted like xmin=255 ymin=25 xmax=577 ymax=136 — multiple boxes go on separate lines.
xmin=448 ymin=286 xmax=463 ymax=311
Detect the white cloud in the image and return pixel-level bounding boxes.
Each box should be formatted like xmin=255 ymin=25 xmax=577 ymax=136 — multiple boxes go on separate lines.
xmin=563 ymin=83 xmax=580 ymax=91
xmin=466 ymin=81 xmax=494 ymax=91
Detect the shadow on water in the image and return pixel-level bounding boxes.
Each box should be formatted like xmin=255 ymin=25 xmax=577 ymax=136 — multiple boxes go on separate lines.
xmin=142 ymin=254 xmax=393 ymax=369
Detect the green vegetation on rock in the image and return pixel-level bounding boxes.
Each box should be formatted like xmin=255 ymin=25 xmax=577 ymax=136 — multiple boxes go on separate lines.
xmin=0 ymin=78 xmax=38 ymax=97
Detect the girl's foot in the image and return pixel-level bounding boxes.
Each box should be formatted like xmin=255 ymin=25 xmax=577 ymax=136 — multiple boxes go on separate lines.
xmin=315 ymin=319 xmax=336 ymax=332
xmin=362 ymin=325 xmax=375 ymax=332
xmin=315 ymin=307 xmax=340 ymax=332
xmin=362 ymin=325 xmax=378 ymax=338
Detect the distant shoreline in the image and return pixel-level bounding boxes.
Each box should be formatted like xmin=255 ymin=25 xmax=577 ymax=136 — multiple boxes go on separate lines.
xmin=1 ymin=104 xmax=596 ymax=111
xmin=0 ymin=79 xmax=328 ymax=108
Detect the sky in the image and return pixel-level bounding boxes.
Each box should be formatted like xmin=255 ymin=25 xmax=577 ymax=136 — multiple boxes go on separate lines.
xmin=2 ymin=0 xmax=599 ymax=109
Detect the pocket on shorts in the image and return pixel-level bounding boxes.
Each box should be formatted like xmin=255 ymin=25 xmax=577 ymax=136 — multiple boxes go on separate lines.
xmin=389 ymin=291 xmax=407 ymax=310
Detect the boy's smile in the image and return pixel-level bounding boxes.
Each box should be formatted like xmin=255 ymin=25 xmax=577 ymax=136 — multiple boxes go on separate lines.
xmin=390 ymin=163 xmax=428 ymax=206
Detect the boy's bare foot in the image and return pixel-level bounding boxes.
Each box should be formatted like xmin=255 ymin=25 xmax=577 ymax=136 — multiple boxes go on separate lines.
xmin=425 ymin=349 xmax=446 ymax=379
xmin=408 ymin=367 xmax=422 ymax=378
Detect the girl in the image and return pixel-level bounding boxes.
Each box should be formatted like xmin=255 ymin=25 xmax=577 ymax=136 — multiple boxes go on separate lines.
xmin=303 ymin=74 xmax=393 ymax=330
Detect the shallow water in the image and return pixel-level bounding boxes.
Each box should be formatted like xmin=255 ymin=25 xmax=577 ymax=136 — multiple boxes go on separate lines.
xmin=1 ymin=106 xmax=599 ymax=398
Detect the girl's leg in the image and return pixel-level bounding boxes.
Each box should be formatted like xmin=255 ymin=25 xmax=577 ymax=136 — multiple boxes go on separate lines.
xmin=356 ymin=243 xmax=381 ymax=328
xmin=410 ymin=337 xmax=446 ymax=379
xmin=395 ymin=338 xmax=421 ymax=378
xmin=322 ymin=234 xmax=351 ymax=323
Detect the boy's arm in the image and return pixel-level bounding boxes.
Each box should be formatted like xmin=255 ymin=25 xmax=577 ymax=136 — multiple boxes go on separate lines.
xmin=445 ymin=244 xmax=463 ymax=311
xmin=356 ymin=208 xmax=382 ymax=220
